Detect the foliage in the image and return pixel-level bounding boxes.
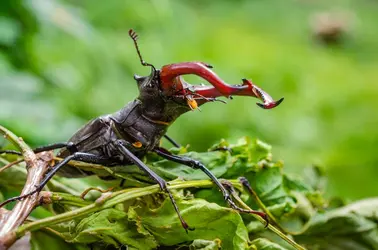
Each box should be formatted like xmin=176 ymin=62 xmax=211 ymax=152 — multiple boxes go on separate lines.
xmin=1 ymin=0 xmax=378 ymax=201
xmin=2 ymin=137 xmax=378 ymax=249
xmin=1 ymin=0 xmax=378 ymax=249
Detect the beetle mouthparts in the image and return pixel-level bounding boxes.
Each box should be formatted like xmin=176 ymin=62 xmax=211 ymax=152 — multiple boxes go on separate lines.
xmin=256 ymin=97 xmax=284 ymax=109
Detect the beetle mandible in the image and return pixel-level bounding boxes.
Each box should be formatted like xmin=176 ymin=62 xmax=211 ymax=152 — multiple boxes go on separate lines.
xmin=0 ymin=29 xmax=283 ymax=231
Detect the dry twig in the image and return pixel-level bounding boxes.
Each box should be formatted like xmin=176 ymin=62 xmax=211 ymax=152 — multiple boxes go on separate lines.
xmin=0 ymin=125 xmax=53 ymax=250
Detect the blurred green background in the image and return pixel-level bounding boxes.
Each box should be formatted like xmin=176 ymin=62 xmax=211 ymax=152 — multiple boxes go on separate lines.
xmin=0 ymin=0 xmax=377 ymax=201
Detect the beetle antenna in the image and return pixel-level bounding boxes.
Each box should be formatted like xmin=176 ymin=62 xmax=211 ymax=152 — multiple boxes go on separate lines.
xmin=129 ymin=29 xmax=156 ymax=71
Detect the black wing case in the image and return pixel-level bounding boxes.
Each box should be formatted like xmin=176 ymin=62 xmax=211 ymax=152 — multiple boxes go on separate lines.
xmin=57 ymin=116 xmax=114 ymax=177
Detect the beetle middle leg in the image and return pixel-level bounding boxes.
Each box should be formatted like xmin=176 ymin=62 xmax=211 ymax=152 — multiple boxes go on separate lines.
xmin=153 ymin=147 xmax=268 ymax=224
xmin=115 ymin=140 xmax=192 ymax=232
xmin=0 ymin=152 xmax=111 ymax=208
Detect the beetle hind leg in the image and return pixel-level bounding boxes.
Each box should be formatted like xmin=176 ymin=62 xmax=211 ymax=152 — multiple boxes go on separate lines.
xmin=153 ymin=147 xmax=269 ymax=226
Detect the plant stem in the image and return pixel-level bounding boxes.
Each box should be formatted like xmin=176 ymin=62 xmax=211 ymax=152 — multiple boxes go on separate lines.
xmin=231 ymin=193 xmax=306 ymax=250
xmin=0 ymin=159 xmax=24 ymax=174
xmin=16 ymin=180 xmax=215 ymax=236
xmin=16 ymin=179 xmax=305 ymax=250
xmin=41 ymin=192 xmax=92 ymax=207
xmin=0 ymin=126 xmax=30 ymax=154
xmin=0 ymin=126 xmax=53 ymax=249
xmin=239 ymin=177 xmax=287 ymax=233
xmin=0 ymin=127 xmax=306 ymax=249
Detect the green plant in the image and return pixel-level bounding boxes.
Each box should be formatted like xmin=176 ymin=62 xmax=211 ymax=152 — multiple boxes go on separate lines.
xmin=1 ymin=126 xmax=377 ymax=249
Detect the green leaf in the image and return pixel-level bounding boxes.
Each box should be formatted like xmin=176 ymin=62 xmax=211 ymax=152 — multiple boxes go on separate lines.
xmin=150 ymin=151 xmax=232 ymax=180
xmin=0 ymin=159 xmax=27 ymax=191
xmin=283 ymin=174 xmax=312 ymax=194
xmin=64 ymin=208 xmax=158 ymax=249
xmin=31 ymin=230 xmax=88 ymax=250
xmin=49 ymin=137 xmax=277 ymax=191
xmin=189 ymin=239 xmax=221 ymax=250
xmin=302 ymin=165 xmax=327 ymax=192
xmin=250 ymin=238 xmax=288 ymax=250
xmin=144 ymin=137 xmax=272 ymax=181
xmin=129 ymin=197 xmax=250 ymax=249
xmin=1 ymin=137 xmax=321 ymax=249
xmin=59 ymin=137 xmax=277 ymax=190
xmin=243 ymin=165 xmax=297 ymax=218
xmin=54 ymin=196 xmax=250 ymax=249
xmin=296 ymin=198 xmax=378 ymax=250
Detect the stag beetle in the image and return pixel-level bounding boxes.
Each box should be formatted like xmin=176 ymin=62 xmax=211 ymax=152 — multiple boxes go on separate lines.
xmin=0 ymin=29 xmax=283 ymax=231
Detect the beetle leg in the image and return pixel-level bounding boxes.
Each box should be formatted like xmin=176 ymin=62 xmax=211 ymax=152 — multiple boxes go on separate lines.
xmin=0 ymin=149 xmax=22 ymax=156
xmin=0 ymin=142 xmax=77 ymax=156
xmin=33 ymin=142 xmax=78 ymax=154
xmin=115 ymin=140 xmax=193 ymax=232
xmin=163 ymin=135 xmax=181 ymax=148
xmin=153 ymin=147 xmax=269 ymax=222
xmin=160 ymin=62 xmax=283 ymax=109
xmin=222 ymin=180 xmax=269 ymax=227
xmin=0 ymin=152 xmax=111 ymax=208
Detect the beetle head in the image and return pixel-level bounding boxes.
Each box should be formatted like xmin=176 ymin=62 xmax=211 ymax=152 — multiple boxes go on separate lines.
xmin=133 ymin=68 xmax=161 ymax=98
xmin=129 ymin=29 xmax=283 ymax=120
